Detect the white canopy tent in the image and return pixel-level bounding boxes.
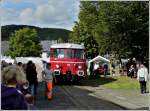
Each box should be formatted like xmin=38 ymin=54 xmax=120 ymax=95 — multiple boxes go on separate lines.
xmin=87 ymin=55 xmax=110 ymax=75
xmin=89 ymin=55 xmax=110 ymax=63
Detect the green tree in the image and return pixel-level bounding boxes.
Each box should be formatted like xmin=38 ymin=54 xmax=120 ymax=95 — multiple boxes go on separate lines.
xmin=7 ymin=28 xmax=42 ymax=58
xmin=70 ymin=1 xmax=149 ymax=63
xmin=95 ymin=2 xmax=131 ymax=61
xmin=128 ymin=2 xmax=149 ymax=62
xmin=95 ymin=1 xmax=149 ymax=62
xmin=70 ymin=1 xmax=99 ymax=59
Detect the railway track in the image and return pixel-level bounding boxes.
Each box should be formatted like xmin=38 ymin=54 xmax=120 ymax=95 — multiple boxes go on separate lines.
xmin=60 ymin=85 xmax=125 ymax=110
xmin=35 ymin=82 xmax=125 ymax=110
xmin=61 ymin=85 xmax=91 ymax=110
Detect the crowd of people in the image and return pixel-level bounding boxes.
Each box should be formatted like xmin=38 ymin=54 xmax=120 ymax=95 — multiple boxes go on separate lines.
xmin=90 ymin=62 xmax=109 ymax=77
xmin=1 ymin=58 xmax=149 ymax=109
xmin=1 ymin=60 xmax=56 ymax=110
xmin=90 ymin=59 xmax=149 ymax=94
xmin=1 ymin=60 xmax=38 ymax=110
xmin=126 ymin=60 xmax=149 ymax=94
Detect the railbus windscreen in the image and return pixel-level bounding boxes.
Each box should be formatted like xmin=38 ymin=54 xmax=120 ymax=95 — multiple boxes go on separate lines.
xmin=53 ymin=49 xmax=85 ymax=59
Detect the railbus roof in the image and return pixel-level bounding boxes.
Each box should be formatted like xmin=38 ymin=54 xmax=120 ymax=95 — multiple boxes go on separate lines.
xmin=50 ymin=43 xmax=85 ymax=49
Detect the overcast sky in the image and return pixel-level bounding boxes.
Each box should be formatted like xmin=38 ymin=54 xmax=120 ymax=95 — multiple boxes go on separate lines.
xmin=0 ymin=0 xmax=80 ymax=30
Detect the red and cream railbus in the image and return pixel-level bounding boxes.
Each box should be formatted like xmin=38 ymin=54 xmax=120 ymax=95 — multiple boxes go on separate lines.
xmin=50 ymin=43 xmax=87 ymax=82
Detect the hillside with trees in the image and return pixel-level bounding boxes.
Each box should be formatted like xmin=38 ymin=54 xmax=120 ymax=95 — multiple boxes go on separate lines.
xmin=2 ymin=25 xmax=71 ymax=41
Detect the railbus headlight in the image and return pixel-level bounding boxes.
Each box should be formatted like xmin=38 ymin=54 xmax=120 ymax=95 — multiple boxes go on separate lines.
xmin=56 ymin=64 xmax=60 ymax=69
xmin=78 ymin=65 xmax=82 ymax=69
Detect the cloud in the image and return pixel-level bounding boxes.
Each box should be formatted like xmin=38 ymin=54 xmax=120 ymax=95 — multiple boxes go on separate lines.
xmin=19 ymin=8 xmax=35 ymax=24
xmin=10 ymin=0 xmax=22 ymax=3
xmin=1 ymin=0 xmax=80 ymax=30
xmin=35 ymin=1 xmax=71 ymax=23
xmin=0 ymin=8 xmax=20 ymax=24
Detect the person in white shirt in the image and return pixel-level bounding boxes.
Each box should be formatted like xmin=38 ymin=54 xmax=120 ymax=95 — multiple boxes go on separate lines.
xmin=94 ymin=62 xmax=99 ymax=71
xmin=137 ymin=63 xmax=149 ymax=94
xmin=93 ymin=62 xmax=99 ymax=76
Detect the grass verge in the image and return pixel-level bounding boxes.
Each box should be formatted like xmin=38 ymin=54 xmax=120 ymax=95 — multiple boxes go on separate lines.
xmin=102 ymin=76 xmax=140 ymax=90
xmin=86 ymin=75 xmax=149 ymax=90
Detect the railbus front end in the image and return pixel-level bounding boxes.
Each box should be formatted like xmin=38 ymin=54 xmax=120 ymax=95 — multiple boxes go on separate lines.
xmin=50 ymin=43 xmax=87 ymax=83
